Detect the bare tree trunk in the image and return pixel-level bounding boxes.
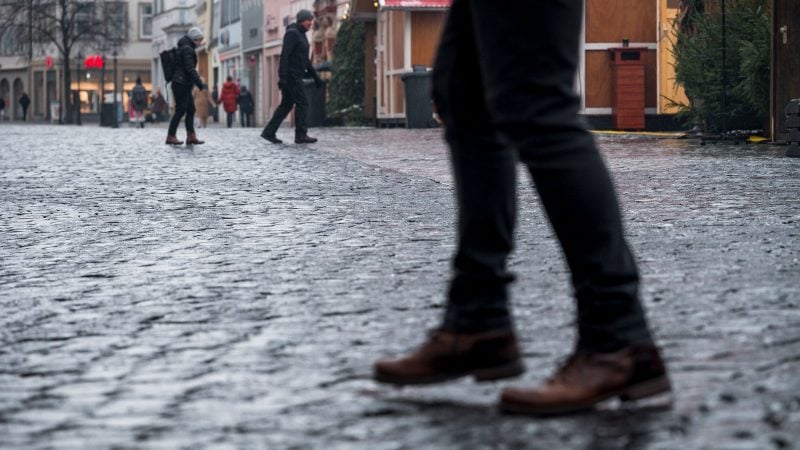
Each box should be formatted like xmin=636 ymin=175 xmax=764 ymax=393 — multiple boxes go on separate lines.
xmin=62 ymin=56 xmax=73 ymax=124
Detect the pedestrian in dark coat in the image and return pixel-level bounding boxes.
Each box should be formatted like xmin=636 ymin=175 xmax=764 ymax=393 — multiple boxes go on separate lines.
xmin=19 ymin=93 xmax=30 ymax=121
xmin=0 ymin=97 xmax=5 ymax=121
xmin=220 ymin=76 xmax=240 ymax=128
xmin=373 ymin=0 xmax=671 ymax=417
xmin=166 ymin=26 xmax=206 ymax=145
xmin=237 ymin=86 xmax=255 ymax=127
xmin=211 ymin=85 xmax=220 ymax=123
xmin=130 ymin=77 xmax=148 ymax=128
xmin=260 ymin=9 xmax=323 ymax=144
xmin=151 ymin=88 xmax=167 ymax=122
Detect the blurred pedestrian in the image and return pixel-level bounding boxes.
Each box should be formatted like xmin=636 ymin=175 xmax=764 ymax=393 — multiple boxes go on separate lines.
xmin=0 ymin=97 xmax=5 ymax=121
xmin=193 ymin=80 xmax=216 ymax=128
xmin=151 ymin=88 xmax=167 ymax=123
xmin=260 ymin=9 xmax=323 ymax=144
xmin=220 ymin=76 xmax=239 ymax=128
xmin=166 ymin=26 xmax=206 ymax=145
xmin=130 ymin=77 xmax=148 ymax=128
xmin=19 ymin=93 xmax=30 ymax=121
xmin=237 ymin=86 xmax=254 ymax=128
xmin=211 ymin=84 xmax=220 ymax=123
xmin=373 ymin=0 xmax=671 ymax=416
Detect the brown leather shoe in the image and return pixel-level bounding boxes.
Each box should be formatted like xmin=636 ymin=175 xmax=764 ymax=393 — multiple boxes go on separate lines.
xmin=374 ymin=329 xmax=525 ymax=385
xmin=165 ymin=135 xmax=183 ymax=145
xmin=186 ymin=133 xmax=204 ymax=145
xmin=500 ymin=345 xmax=671 ymax=416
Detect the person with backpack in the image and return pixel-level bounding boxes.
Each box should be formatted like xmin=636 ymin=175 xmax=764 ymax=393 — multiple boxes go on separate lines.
xmin=260 ymin=9 xmax=323 ymax=144
xmin=130 ymin=78 xmax=148 ymax=128
xmin=165 ymin=27 xmax=206 ymax=145
xmin=220 ymin=76 xmax=240 ymax=128
xmin=237 ymin=86 xmax=254 ymax=128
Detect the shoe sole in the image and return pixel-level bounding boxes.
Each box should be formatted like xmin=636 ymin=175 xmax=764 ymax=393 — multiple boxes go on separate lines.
xmin=499 ymin=375 xmax=672 ymax=416
xmin=374 ymin=361 xmax=525 ymax=386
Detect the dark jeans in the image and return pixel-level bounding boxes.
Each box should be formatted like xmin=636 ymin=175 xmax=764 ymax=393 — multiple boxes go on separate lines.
xmin=168 ymin=83 xmax=195 ymax=136
xmin=226 ymin=112 xmax=235 ymax=128
xmin=22 ymin=107 xmax=28 ymax=121
xmin=262 ymin=78 xmax=308 ymax=137
xmin=240 ymin=112 xmax=252 ymax=128
xmin=436 ymin=0 xmax=653 ymax=353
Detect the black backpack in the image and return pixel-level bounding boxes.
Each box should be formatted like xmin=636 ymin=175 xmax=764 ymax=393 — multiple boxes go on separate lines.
xmin=159 ymin=47 xmax=179 ymax=83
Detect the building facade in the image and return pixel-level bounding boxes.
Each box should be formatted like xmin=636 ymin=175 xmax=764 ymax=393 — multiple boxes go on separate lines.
xmin=1 ymin=0 xmax=154 ymax=122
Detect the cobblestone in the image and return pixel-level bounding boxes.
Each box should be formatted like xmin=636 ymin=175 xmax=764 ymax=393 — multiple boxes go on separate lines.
xmin=1 ymin=125 xmax=799 ymax=449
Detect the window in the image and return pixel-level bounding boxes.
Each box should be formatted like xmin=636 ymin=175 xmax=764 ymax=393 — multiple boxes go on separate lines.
xmin=106 ymin=2 xmax=128 ymax=42
xmin=221 ymin=0 xmax=240 ymax=27
xmin=139 ymin=3 xmax=153 ymax=39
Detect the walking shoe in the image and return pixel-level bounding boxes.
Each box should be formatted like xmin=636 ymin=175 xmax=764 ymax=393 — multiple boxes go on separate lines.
xmin=186 ymin=133 xmax=204 ymax=145
xmin=499 ymin=345 xmax=671 ymax=416
xmin=165 ymin=135 xmax=183 ymax=145
xmin=374 ymin=329 xmax=525 ymax=385
xmin=261 ymin=131 xmax=283 ymax=144
xmin=295 ymin=134 xmax=318 ymax=144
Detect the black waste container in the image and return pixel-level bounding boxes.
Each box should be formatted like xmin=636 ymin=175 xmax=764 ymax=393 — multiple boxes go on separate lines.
xmin=303 ymin=79 xmax=326 ymax=127
xmin=100 ymin=103 xmax=116 ymax=127
xmin=401 ymin=70 xmax=436 ymax=128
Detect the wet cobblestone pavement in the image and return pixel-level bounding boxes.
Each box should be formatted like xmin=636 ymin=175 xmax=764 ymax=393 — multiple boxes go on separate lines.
xmin=1 ymin=125 xmax=799 ymax=449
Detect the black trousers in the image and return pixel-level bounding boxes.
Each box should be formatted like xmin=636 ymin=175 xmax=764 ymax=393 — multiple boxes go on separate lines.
xmin=241 ymin=112 xmax=252 ymax=128
xmin=436 ymin=0 xmax=653 ymax=352
xmin=262 ymin=78 xmax=308 ymax=137
xmin=168 ymin=83 xmax=195 ymax=136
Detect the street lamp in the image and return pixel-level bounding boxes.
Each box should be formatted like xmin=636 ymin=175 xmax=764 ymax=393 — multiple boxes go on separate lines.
xmin=112 ymin=48 xmax=118 ymax=128
xmin=76 ymin=51 xmax=82 ymax=126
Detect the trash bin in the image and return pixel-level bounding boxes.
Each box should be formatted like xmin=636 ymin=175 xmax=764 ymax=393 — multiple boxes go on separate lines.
xmin=610 ymin=47 xmax=646 ymax=130
xmin=101 ymin=103 xmax=116 ymax=127
xmin=401 ymin=69 xmax=436 ymax=128
xmin=303 ymin=79 xmax=326 ymax=127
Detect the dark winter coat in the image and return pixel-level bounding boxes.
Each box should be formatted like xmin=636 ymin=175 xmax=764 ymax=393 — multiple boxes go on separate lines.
xmin=131 ymin=84 xmax=148 ymax=112
xmin=220 ymin=81 xmax=240 ymax=113
xmin=237 ymin=90 xmax=254 ymax=114
xmin=19 ymin=94 xmax=30 ymax=109
xmin=279 ymin=23 xmax=321 ymax=83
xmin=171 ymin=35 xmax=203 ymax=90
xmin=0 ymin=98 xmax=5 ymax=110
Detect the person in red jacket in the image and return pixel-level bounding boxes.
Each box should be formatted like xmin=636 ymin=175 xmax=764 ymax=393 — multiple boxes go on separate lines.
xmin=220 ymin=76 xmax=240 ymax=128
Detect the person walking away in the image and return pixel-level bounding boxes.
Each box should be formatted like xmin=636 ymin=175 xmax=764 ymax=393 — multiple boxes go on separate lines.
xmin=260 ymin=9 xmax=323 ymax=144
xmin=19 ymin=93 xmax=30 ymax=121
xmin=220 ymin=76 xmax=239 ymax=128
xmin=238 ymin=86 xmax=255 ymax=128
xmin=151 ymin=88 xmax=167 ymax=123
xmin=373 ymin=0 xmax=671 ymax=416
xmin=211 ymin=84 xmax=220 ymax=123
xmin=0 ymin=97 xmax=5 ymax=121
xmin=131 ymin=77 xmax=148 ymax=128
xmin=166 ymin=26 xmax=206 ymax=145
xmin=193 ymin=81 xmax=215 ymax=128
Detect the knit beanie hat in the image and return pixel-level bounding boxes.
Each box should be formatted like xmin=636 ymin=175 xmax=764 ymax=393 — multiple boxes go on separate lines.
xmin=187 ymin=27 xmax=204 ymax=41
xmin=296 ymin=9 xmax=314 ymax=23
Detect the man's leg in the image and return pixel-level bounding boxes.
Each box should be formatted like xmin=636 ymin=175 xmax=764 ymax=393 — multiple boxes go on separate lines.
xmin=292 ymin=80 xmax=310 ymax=139
xmin=168 ymin=85 xmax=190 ymax=137
xmin=262 ymin=87 xmax=296 ymax=136
xmin=463 ymin=0 xmax=669 ymax=414
xmin=373 ymin=0 xmax=523 ymax=386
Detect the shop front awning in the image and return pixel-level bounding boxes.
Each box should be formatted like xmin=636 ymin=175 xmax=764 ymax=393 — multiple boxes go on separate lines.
xmin=380 ymin=0 xmax=451 ymax=9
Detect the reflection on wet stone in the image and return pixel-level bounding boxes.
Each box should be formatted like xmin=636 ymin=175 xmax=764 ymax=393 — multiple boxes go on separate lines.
xmin=0 ymin=126 xmax=798 ymax=448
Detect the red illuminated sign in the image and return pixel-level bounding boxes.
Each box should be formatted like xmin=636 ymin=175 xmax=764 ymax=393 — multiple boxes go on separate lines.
xmin=84 ymin=54 xmax=104 ymax=69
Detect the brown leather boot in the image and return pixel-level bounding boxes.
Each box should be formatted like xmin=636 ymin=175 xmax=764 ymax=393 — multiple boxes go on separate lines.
xmin=186 ymin=133 xmax=204 ymax=145
xmin=499 ymin=345 xmax=671 ymax=416
xmin=374 ymin=329 xmax=525 ymax=385
xmin=165 ymin=135 xmax=183 ymax=145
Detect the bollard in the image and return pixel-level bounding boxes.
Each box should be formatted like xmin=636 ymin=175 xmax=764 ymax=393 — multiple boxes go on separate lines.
xmin=787 ymin=99 xmax=800 ymax=157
